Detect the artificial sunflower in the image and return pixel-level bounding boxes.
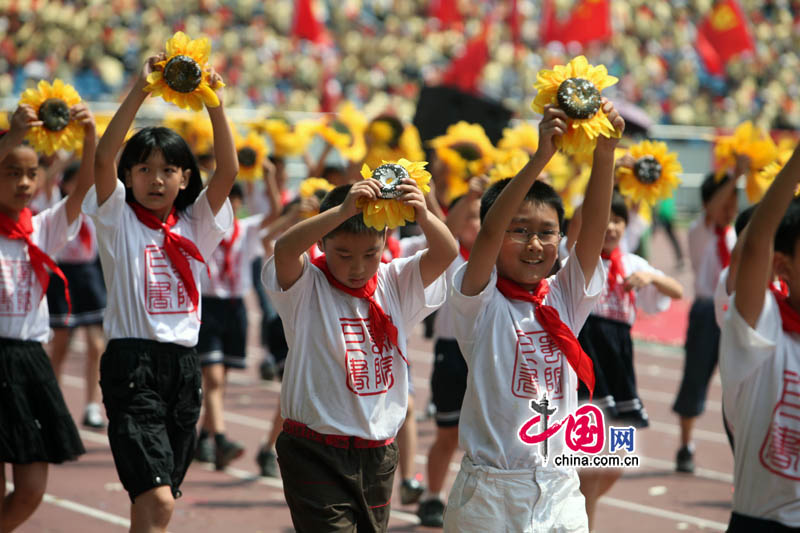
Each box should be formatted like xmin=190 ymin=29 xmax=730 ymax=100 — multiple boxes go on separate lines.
xmin=263 ymin=117 xmax=318 ymax=157
xmin=235 ymin=131 xmax=269 ymax=181
xmin=358 ymin=158 xmax=431 ymax=230
xmin=364 ymin=115 xmax=425 ymax=169
xmin=144 ymin=31 xmax=224 ymax=112
xmin=616 ymin=140 xmax=682 ymax=206
xmin=532 ymin=55 xmax=619 ymax=156
xmin=0 ymin=111 xmax=8 ymax=131
xmin=18 ymin=79 xmax=84 ymax=155
xmin=318 ymin=103 xmax=367 ymax=162
xmin=489 ymin=149 xmax=530 ymax=183
xmin=429 ymin=121 xmax=498 ymax=200
xmin=714 ymin=121 xmax=778 ymax=202
xmin=756 ymin=141 xmax=798 ymax=197
xmin=298 ymin=177 xmax=334 ymax=218
xmin=497 ymin=122 xmax=539 ymax=153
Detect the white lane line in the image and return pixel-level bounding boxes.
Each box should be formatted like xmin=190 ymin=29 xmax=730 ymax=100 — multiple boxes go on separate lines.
xmin=638 ymin=387 xmax=722 ymax=412
xmin=599 ymin=496 xmax=728 ymax=531
xmin=633 ymin=456 xmax=733 ymax=484
xmin=6 ymin=482 xmax=130 ymax=529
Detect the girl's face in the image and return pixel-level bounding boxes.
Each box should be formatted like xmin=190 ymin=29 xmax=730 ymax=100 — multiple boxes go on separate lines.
xmin=125 ymin=149 xmax=190 ymax=221
xmin=0 ymin=146 xmax=38 ymax=218
xmin=603 ymin=214 xmax=627 ymax=253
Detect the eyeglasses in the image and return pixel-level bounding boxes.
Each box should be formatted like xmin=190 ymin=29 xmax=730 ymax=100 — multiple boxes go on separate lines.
xmin=505 ymin=228 xmax=562 ymax=245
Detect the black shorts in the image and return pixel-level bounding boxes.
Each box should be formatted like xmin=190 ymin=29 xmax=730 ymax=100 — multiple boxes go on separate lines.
xmin=47 ymin=259 xmax=106 ymax=328
xmin=727 ymin=512 xmax=800 ymax=532
xmin=100 ymin=339 xmax=202 ymax=502
xmin=431 ymin=338 xmax=468 ymax=428
xmin=673 ymin=298 xmax=720 ymax=418
xmin=266 ymin=315 xmax=288 ymax=379
xmin=197 ymin=297 xmax=247 ymax=369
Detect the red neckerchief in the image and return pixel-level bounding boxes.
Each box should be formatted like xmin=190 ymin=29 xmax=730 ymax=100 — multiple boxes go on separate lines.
xmin=78 ymin=216 xmax=92 ymax=252
xmin=601 ymin=247 xmax=634 ymax=305
xmin=779 ymin=279 xmax=790 ymax=298
xmin=495 ymin=276 xmax=595 ymax=398
xmin=219 ymin=218 xmax=240 ymax=283
xmin=129 ymin=202 xmax=208 ymax=313
xmin=0 ymin=208 xmax=71 ymax=313
xmin=459 ymin=243 xmax=470 ymax=261
xmin=714 ymin=226 xmax=731 ymax=268
xmin=311 ymin=254 xmax=398 ymax=354
xmin=383 ymin=235 xmax=401 ymax=264
xmin=770 ymin=285 xmax=800 ymax=334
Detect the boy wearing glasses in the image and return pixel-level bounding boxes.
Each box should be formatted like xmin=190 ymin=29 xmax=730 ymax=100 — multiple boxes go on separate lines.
xmin=443 ymin=102 xmax=624 ymax=532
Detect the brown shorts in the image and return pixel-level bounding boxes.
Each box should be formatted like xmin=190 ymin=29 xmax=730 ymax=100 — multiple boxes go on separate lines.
xmin=276 ymin=421 xmax=399 ymax=532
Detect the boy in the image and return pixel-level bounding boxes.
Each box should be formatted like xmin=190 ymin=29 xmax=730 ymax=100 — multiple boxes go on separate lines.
xmin=721 ymin=143 xmax=800 ymax=531
xmin=672 ymin=171 xmax=739 ymax=473
xmin=444 ymin=102 xmax=624 ymax=532
xmin=263 ymin=175 xmax=457 ymax=531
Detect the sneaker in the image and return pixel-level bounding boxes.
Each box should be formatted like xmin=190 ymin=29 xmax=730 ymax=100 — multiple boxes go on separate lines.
xmin=82 ymin=403 xmax=105 ymax=429
xmin=215 ymin=438 xmax=245 ymax=470
xmin=676 ymin=445 xmax=695 ymax=473
xmin=400 ymin=478 xmax=425 ymax=505
xmin=194 ymin=437 xmax=214 ymax=463
xmin=256 ymin=446 xmax=279 ymax=478
xmin=417 ymin=498 xmax=445 ymax=528
xmin=259 ymin=357 xmax=276 ymax=381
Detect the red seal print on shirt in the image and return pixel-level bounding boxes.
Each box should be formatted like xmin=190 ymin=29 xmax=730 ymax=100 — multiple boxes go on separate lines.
xmin=144 ymin=245 xmax=192 ymax=315
xmin=512 ymin=329 xmax=563 ymax=400
xmin=341 ymin=317 xmax=406 ymax=396
xmin=760 ymin=370 xmax=800 ymax=480
xmin=0 ymin=260 xmax=34 ymax=316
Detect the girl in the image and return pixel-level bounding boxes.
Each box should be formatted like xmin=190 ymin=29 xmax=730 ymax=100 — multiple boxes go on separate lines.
xmin=0 ymin=102 xmax=95 ymax=531
xmin=576 ymin=190 xmax=684 ymax=531
xmin=86 ymin=54 xmax=237 ymax=533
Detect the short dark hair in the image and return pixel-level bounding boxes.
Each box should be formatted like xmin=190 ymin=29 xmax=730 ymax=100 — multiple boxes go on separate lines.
xmin=775 ymin=198 xmax=800 ymax=256
xmin=322 ymin=165 xmax=345 ymax=181
xmin=480 ymin=178 xmax=565 ymax=230
xmin=58 ymin=161 xmax=81 ymax=196
xmin=319 ymin=184 xmax=386 ymax=240
xmin=734 ymin=203 xmax=758 ymax=236
xmin=117 ymin=127 xmax=203 ymax=213
xmin=229 ymin=182 xmax=244 ymax=201
xmin=610 ymin=189 xmax=629 ymax=224
xmin=700 ymin=172 xmax=731 ymax=205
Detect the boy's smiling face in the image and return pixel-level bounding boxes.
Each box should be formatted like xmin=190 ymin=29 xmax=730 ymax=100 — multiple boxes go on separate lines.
xmin=496 ymin=200 xmax=561 ymax=291
xmin=320 ymin=231 xmax=386 ymax=289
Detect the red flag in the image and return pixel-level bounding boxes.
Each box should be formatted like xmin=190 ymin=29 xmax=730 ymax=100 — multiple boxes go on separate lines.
xmin=540 ymin=0 xmax=612 ymax=46
xmin=429 ymin=0 xmax=462 ymax=30
xmin=696 ymin=0 xmax=754 ymax=74
xmin=508 ymin=0 xmax=521 ymax=49
xmin=442 ymin=22 xmax=490 ymax=94
xmin=292 ymin=0 xmax=324 ymax=43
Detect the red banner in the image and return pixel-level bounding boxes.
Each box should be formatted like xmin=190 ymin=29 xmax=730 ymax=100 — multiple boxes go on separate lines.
xmin=292 ymin=0 xmax=325 ymax=43
xmin=540 ymin=0 xmax=612 ymax=46
xmin=442 ymin=23 xmax=490 ymax=94
xmin=696 ymin=0 xmax=755 ymax=75
xmin=429 ymin=0 xmax=462 ymax=30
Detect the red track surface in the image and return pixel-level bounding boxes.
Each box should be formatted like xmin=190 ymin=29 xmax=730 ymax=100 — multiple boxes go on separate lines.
xmin=15 ymin=227 xmax=736 ymax=533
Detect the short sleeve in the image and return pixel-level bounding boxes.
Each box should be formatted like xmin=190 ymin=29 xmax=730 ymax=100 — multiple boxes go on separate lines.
xmin=184 ymin=188 xmax=233 ymax=259
xmin=242 ymin=214 xmax=266 ymax=261
xmin=382 ymin=250 xmax=446 ymax=330
xmin=262 ymin=253 xmax=314 ymax=325
xmin=547 ymin=245 xmax=606 ymax=332
xmin=33 ymin=197 xmax=80 ymax=256
xmin=627 ymin=255 xmax=672 ymax=315
xmin=82 ymin=180 xmax=125 ymax=234
xmin=450 ymin=262 xmax=497 ymax=348
xmin=720 ymin=292 xmax=780 ymax=389
xmin=399 ymin=234 xmax=428 ymax=258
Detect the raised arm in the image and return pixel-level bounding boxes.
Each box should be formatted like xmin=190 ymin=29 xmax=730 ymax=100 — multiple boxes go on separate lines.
xmin=445 ymin=175 xmax=487 ymax=237
xmin=735 ymin=144 xmax=800 ymax=326
xmin=574 ymin=100 xmax=625 ymax=285
xmin=0 ymin=106 xmax=42 ymax=162
xmin=64 ymin=103 xmax=96 ymax=224
xmin=460 ymin=107 xmax=564 ymax=296
xmin=203 ymin=70 xmax=238 ymax=215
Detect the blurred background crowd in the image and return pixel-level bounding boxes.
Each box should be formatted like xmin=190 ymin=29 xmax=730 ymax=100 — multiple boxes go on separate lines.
xmin=1 ymin=0 xmax=800 ymax=130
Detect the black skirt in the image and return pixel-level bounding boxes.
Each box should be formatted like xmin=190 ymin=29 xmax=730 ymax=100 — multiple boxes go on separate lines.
xmin=47 ymin=259 xmax=106 ymax=328
xmin=0 ymin=338 xmax=86 ymax=463
xmin=577 ymin=315 xmax=649 ymax=428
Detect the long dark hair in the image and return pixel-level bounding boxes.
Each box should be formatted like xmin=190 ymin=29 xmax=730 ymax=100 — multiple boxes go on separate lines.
xmin=117 ymin=127 xmax=203 ymax=212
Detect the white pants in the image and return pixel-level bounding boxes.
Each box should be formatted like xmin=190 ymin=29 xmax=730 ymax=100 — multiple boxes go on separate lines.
xmin=443 ymin=456 xmax=588 ymax=533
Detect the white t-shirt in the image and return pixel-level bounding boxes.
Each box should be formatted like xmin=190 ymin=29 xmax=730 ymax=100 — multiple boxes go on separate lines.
xmin=619 ymin=209 xmax=648 ymax=255
xmin=592 ymin=252 xmax=671 ymax=326
xmin=201 ymin=214 xmax=264 ymax=298
xmin=262 ymin=251 xmax=446 ymax=440
xmin=0 ymin=198 xmax=79 ymax=342
xmin=688 ymin=215 xmax=735 ymax=299
xmin=715 ymin=267 xmax=785 ymax=328
xmin=720 ymin=292 xmax=800 ymax=526
xmin=55 ymin=214 xmax=98 ymax=264
xmin=452 ymin=247 xmax=605 ymax=470
xmin=83 ymin=180 xmax=233 ymax=347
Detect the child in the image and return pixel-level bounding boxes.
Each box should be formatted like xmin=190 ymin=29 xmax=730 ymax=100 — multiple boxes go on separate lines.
xmin=0 ymin=103 xmax=94 ymax=530
xmin=263 ymin=174 xmax=457 ymax=531
xmin=194 ymin=183 xmax=267 ymax=470
xmin=85 ymin=54 xmax=237 ymax=532
xmin=672 ymin=171 xmax=739 ymax=473
xmin=444 ymin=102 xmax=625 ymax=532
xmin=577 ymin=190 xmax=683 ymax=531
xmin=721 ymin=143 xmax=800 ymax=531
xmin=46 ymin=161 xmax=107 ymax=429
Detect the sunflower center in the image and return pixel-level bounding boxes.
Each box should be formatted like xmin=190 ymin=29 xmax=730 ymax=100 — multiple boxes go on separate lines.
xmin=450 ymin=142 xmax=482 ymax=161
xmin=556 ymin=78 xmax=601 ymax=120
xmin=38 ymin=98 xmax=70 ymax=132
xmin=163 ymin=55 xmax=203 ymax=93
xmin=633 ymin=155 xmax=662 ymax=185
xmin=237 ymin=147 xmax=258 ymax=167
xmin=372 ymin=163 xmax=409 ymax=199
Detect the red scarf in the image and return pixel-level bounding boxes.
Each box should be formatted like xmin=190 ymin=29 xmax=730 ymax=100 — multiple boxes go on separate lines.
xmin=770 ymin=285 xmax=800 ymax=334
xmin=129 ymin=202 xmax=208 ymax=312
xmin=311 ymin=254 xmax=398 ymax=354
xmin=601 ymin=247 xmax=634 ymax=304
xmin=0 ymin=208 xmax=71 ymax=313
xmin=78 ymin=216 xmax=93 ymax=252
xmin=495 ymin=276 xmax=594 ymax=398
xmin=714 ymin=226 xmax=731 ymax=268
xmin=219 ymin=218 xmax=240 ymax=283
xmin=383 ymin=235 xmax=401 ymax=264
xmin=459 ymin=243 xmax=471 ymax=261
